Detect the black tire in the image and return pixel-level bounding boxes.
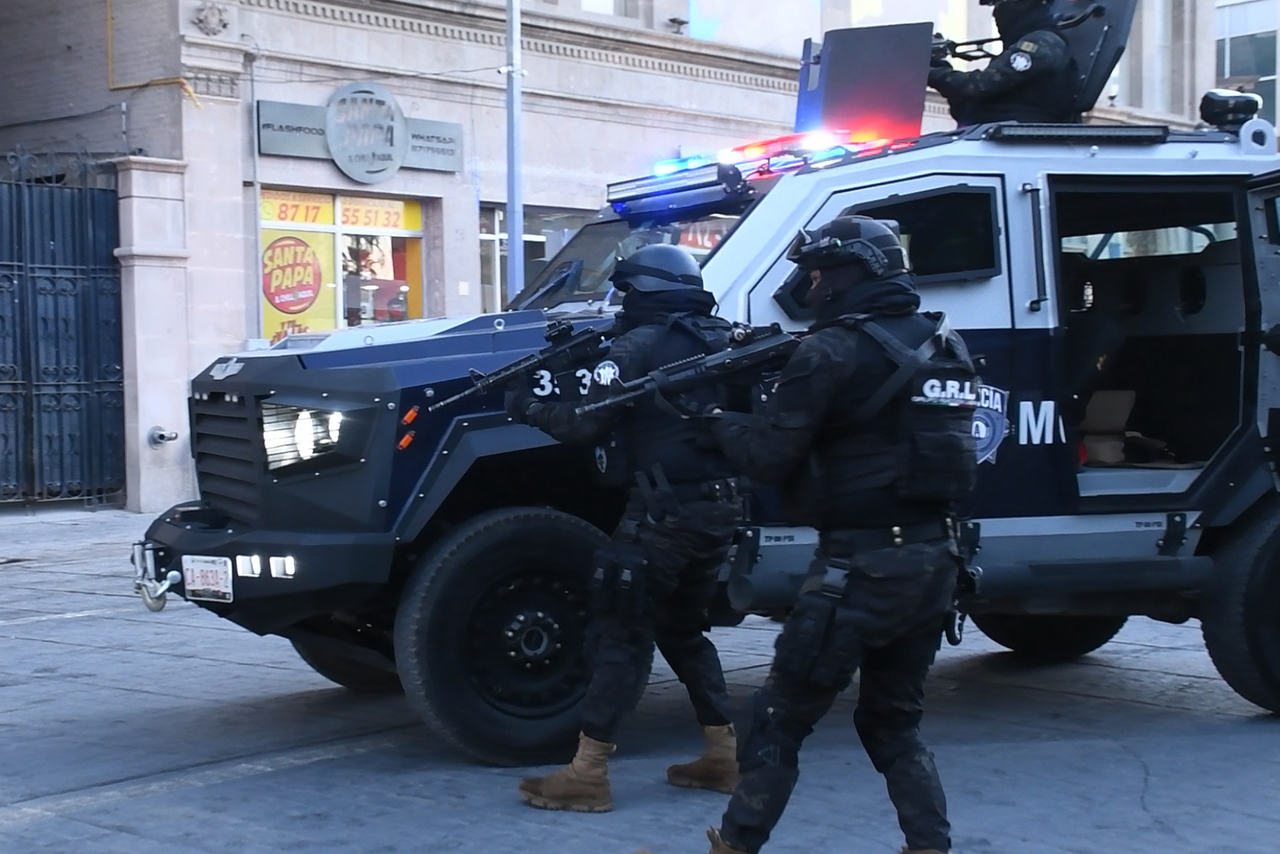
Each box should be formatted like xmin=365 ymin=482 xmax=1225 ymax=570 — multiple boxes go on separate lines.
xmin=396 ymin=507 xmax=614 ymax=766
xmin=291 ymin=639 xmax=404 ymax=694
xmin=1201 ymin=499 xmax=1280 ymax=713
xmin=971 ymin=613 xmax=1128 ymax=662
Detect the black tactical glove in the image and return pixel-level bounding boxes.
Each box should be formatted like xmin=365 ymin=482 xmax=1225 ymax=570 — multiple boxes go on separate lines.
xmin=927 ymin=63 xmax=954 ymax=84
xmin=504 ymin=374 xmax=541 ymax=424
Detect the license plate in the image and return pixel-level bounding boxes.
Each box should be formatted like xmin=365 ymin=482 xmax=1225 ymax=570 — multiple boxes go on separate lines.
xmin=181 ymin=555 xmax=234 ymax=603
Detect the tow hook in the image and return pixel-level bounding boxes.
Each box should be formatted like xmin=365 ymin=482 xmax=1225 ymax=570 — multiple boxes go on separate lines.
xmin=131 ymin=542 xmax=179 ymax=612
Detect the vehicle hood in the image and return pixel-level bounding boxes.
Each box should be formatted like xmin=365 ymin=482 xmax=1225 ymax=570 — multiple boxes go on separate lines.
xmin=194 ymin=309 xmax=617 ymax=389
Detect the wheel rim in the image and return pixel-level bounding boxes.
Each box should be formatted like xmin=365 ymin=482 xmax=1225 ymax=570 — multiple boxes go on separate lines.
xmin=462 ymin=567 xmax=590 ymax=719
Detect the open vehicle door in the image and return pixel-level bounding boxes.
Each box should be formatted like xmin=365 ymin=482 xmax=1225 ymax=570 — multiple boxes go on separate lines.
xmin=1249 ymin=168 xmax=1280 ymax=478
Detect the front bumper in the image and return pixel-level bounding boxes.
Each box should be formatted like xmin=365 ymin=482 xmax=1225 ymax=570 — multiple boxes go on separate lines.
xmin=132 ymin=502 xmax=397 ymax=632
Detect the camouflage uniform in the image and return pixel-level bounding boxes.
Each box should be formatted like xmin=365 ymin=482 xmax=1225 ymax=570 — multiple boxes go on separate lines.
xmin=706 ymin=270 xmax=967 ymax=854
xmin=929 ymin=10 xmax=1077 ymax=126
xmin=508 ymin=277 xmax=746 ymax=811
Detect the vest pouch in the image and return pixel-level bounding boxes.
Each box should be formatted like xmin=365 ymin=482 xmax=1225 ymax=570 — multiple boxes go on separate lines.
xmin=895 ymin=405 xmax=977 ymax=504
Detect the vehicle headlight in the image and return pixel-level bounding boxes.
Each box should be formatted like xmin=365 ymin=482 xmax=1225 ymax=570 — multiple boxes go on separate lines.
xmin=263 ymin=404 xmax=343 ymax=470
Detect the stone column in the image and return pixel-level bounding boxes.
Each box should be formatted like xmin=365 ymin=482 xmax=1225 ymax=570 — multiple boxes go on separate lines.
xmin=112 ymin=156 xmax=196 ymax=514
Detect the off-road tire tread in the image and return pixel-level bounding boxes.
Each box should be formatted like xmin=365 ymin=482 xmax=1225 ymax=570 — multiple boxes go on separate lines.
xmin=396 ymin=507 xmax=610 ymax=766
xmin=291 ymin=639 xmax=404 ymax=694
xmin=1201 ymin=497 xmax=1280 ymax=713
xmin=971 ymin=613 xmax=1128 ymax=662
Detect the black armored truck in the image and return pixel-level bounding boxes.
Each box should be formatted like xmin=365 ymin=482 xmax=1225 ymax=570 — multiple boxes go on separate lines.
xmin=133 ymin=13 xmax=1280 ymax=765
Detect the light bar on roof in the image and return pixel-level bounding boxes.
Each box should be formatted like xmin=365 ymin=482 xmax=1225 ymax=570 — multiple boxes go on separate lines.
xmin=607 ymin=163 xmax=742 ymax=205
xmin=651 ymin=129 xmax=896 ymax=178
xmin=985 ymin=124 xmax=1170 ymax=144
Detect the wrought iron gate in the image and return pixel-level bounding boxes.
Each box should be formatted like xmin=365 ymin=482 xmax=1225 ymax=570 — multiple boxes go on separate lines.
xmin=0 ymin=152 xmax=125 ymax=504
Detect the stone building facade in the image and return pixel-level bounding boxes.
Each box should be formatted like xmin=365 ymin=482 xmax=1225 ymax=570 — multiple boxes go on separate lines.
xmin=0 ymin=0 xmax=1219 ymax=511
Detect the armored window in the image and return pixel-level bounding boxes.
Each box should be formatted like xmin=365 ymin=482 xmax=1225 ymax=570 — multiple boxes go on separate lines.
xmin=839 ymin=187 xmax=1002 ymax=286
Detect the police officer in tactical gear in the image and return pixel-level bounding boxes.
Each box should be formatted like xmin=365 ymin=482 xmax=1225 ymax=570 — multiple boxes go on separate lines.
xmin=929 ymin=0 xmax=1080 ymax=126
xmin=505 ymin=242 xmax=745 ymax=813
xmin=699 ymin=217 xmax=977 ymax=854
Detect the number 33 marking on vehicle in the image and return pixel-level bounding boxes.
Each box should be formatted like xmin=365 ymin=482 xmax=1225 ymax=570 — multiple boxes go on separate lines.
xmin=531 ymin=369 xmax=593 ymax=397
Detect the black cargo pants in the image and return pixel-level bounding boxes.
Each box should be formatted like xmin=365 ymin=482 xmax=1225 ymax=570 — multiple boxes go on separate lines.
xmin=578 ymin=487 xmax=743 ymax=744
xmin=720 ymin=535 xmax=958 ymax=854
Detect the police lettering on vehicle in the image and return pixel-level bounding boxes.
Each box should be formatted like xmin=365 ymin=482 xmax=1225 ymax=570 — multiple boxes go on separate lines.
xmin=531 ymin=368 xmax=593 ymax=398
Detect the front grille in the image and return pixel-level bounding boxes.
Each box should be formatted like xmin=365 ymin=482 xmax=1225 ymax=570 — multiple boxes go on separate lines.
xmin=191 ymin=393 xmax=261 ymax=525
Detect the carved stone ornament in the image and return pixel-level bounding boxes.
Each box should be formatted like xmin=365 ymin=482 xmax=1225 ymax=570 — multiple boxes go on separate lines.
xmin=192 ymin=2 xmax=231 ymax=36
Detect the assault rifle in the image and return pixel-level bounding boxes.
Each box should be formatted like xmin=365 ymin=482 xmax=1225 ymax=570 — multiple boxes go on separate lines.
xmin=932 ymin=32 xmax=999 ymax=63
xmin=426 ymin=318 xmax=614 ymax=413
xmin=573 ymin=323 xmax=800 ymax=417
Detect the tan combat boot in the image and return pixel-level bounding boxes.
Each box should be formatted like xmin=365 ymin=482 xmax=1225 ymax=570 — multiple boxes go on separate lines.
xmin=633 ymin=827 xmax=749 ymax=854
xmin=517 ymin=733 xmax=614 ymax=812
xmin=666 ymin=724 xmax=739 ymax=794
xmin=707 ymin=827 xmax=750 ymax=853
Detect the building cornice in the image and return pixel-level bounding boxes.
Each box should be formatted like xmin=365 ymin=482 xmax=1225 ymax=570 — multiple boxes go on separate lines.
xmin=238 ymin=0 xmax=801 ymax=95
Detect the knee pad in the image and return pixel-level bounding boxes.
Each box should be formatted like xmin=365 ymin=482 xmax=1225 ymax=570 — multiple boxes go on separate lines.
xmin=738 ymin=690 xmax=802 ymax=774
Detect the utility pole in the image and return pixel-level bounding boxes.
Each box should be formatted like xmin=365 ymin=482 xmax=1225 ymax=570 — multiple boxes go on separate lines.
xmin=505 ymin=0 xmax=524 ymax=307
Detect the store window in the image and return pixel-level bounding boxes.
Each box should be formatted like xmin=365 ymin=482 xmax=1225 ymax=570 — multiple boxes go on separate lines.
xmin=581 ymin=0 xmax=640 ymax=17
xmin=1216 ymin=0 xmax=1277 ymax=124
xmin=260 ymin=190 xmax=425 ymax=343
xmin=478 ymin=206 xmax=596 ymax=312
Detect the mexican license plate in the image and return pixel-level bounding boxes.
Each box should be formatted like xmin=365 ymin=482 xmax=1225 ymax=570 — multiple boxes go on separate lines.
xmin=181 ymin=555 xmax=234 ymax=603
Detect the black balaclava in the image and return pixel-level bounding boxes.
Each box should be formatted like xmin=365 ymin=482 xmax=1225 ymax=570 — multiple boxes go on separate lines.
xmin=994 ymin=0 xmax=1057 ymax=42
xmin=616 ymin=286 xmax=717 ymax=330
xmin=807 ymin=264 xmax=920 ymax=325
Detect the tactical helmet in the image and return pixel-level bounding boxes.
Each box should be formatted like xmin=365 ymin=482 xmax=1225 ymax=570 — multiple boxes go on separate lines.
xmin=786 ymin=216 xmax=909 ymax=278
xmin=609 ymin=243 xmax=704 ymax=293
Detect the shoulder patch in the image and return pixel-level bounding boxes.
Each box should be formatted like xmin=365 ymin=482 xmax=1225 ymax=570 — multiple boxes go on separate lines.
xmin=1009 ymin=51 xmax=1034 ymax=73
xmin=592 ymin=360 xmax=622 ymax=387
xmin=1017 ymin=39 xmax=1039 ymax=53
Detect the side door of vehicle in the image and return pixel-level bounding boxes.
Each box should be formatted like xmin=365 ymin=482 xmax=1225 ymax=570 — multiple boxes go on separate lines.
xmin=1248 ymin=168 xmax=1280 ymax=484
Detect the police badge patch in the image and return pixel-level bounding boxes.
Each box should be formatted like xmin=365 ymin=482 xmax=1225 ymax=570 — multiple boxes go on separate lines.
xmin=972 ymin=384 xmax=1011 ymax=464
xmin=594 ymin=446 xmax=608 ymax=473
xmin=1009 ymin=52 xmax=1033 ymax=72
xmin=592 ymin=360 xmax=621 ymax=387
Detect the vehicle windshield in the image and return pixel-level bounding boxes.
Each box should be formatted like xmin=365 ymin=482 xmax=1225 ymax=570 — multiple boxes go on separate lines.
xmin=513 ymin=211 xmax=747 ymax=311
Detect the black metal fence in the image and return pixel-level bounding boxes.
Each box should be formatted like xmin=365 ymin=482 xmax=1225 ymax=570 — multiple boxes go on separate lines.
xmin=0 ymin=147 xmax=125 ymax=504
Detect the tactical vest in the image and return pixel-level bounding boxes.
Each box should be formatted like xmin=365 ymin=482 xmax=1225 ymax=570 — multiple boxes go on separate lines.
xmin=594 ymin=313 xmax=737 ymax=487
xmin=957 ymin=31 xmax=1080 ymax=125
xmin=786 ymin=312 xmax=978 ymax=527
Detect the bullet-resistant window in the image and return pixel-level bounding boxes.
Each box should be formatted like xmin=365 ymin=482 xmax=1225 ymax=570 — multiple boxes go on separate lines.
xmin=842 ymin=188 xmax=1002 ymax=284
xmin=772 ymin=187 xmax=1001 ymax=321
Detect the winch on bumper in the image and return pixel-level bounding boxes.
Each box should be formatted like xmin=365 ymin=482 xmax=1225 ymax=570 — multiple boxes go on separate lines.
xmin=132 ymin=502 xmax=395 ymax=632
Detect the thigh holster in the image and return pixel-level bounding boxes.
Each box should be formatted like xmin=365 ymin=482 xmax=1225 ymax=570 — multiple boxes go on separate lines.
xmin=774 ymin=561 xmax=863 ymax=690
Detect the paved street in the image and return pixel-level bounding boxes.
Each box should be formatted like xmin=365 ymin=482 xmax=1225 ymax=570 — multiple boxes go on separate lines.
xmin=1 ymin=508 xmax=1277 ymax=854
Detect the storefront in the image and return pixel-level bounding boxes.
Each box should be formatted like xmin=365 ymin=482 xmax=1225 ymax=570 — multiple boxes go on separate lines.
xmin=259 ymin=190 xmax=427 ymax=341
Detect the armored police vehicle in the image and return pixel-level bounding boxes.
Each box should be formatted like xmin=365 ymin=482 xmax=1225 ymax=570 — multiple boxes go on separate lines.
xmin=133 ymin=91 xmax=1280 ymax=763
